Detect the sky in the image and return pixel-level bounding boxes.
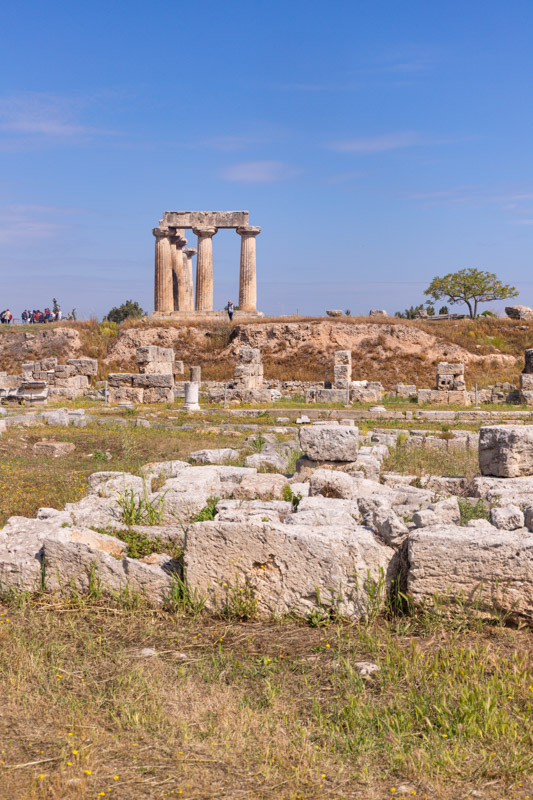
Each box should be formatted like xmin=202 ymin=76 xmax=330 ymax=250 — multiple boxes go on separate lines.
xmin=1 ymin=0 xmax=532 ymax=319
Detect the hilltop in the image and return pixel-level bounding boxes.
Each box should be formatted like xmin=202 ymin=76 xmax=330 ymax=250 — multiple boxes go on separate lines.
xmin=0 ymin=315 xmax=530 ymax=389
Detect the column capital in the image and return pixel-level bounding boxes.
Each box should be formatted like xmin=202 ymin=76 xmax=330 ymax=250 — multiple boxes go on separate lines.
xmin=152 ymin=226 xmax=171 ymax=238
xmin=183 ymin=247 xmax=197 ymax=257
xmin=192 ymin=226 xmax=217 ymax=238
xmin=169 ymin=234 xmax=188 ymax=248
xmin=236 ymin=225 xmax=261 ymax=237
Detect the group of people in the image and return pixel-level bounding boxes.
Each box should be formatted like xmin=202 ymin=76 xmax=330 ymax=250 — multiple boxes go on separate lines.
xmin=0 ymin=310 xmax=12 ymax=324
xmin=21 ymin=308 xmax=64 ymax=324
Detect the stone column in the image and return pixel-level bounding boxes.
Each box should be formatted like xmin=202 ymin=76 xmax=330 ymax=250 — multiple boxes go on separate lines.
xmin=184 ymin=381 xmax=200 ymax=411
xmin=193 ymin=227 xmax=217 ymax=311
xmin=169 ymin=232 xmax=188 ymax=311
xmin=236 ymin=226 xmax=260 ymax=311
xmin=182 ymin=248 xmax=197 ymax=311
xmin=153 ymin=227 xmax=173 ymax=313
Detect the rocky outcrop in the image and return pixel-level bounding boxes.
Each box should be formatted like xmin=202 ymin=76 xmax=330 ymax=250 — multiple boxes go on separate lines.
xmin=505 ymin=305 xmax=533 ymax=320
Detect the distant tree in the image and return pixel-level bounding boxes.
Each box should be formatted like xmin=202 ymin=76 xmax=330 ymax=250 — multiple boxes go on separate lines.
xmin=52 ymin=298 xmax=59 ymax=314
xmin=345 ymin=309 xmax=351 ymax=316
xmin=425 ymin=269 xmax=518 ymax=319
xmin=439 ymin=305 xmax=449 ymax=315
xmin=104 ymin=300 xmax=145 ymax=324
xmin=395 ymin=303 xmax=434 ymax=319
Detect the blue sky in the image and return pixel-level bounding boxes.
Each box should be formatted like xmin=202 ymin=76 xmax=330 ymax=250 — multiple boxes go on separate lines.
xmin=1 ymin=0 xmax=532 ymax=319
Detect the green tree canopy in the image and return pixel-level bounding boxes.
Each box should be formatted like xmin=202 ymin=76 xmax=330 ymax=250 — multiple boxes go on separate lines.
xmin=104 ymin=300 xmax=145 ymax=324
xmin=424 ymin=268 xmax=518 ymax=319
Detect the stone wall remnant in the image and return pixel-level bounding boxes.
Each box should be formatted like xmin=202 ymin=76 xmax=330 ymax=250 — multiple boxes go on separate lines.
xmin=479 ymin=425 xmax=533 ymax=477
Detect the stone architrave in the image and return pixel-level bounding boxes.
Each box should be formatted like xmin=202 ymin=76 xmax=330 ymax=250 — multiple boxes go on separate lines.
xmin=169 ymin=232 xmax=188 ymax=311
xmin=182 ymin=248 xmax=197 ymax=311
xmin=193 ymin=227 xmax=217 ymax=311
xmin=153 ymin=227 xmax=173 ymax=313
xmin=236 ymin=226 xmax=260 ymax=311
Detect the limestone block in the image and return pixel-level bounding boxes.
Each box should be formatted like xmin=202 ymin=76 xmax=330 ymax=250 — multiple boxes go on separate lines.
xmin=184 ymin=520 xmax=396 ymax=618
xmin=143 ymin=387 xmax=174 ymax=403
xmin=238 ymin=347 xmax=261 ymax=364
xmin=326 ymin=310 xmax=343 ymax=317
xmin=525 ymin=507 xmax=533 ymax=532
xmin=132 ymin=374 xmax=174 ymax=388
xmin=244 ymin=451 xmax=289 ymax=472
xmin=189 ymin=448 xmax=240 ymax=465
xmin=232 ymin=473 xmax=289 ymax=500
xmin=412 ymin=497 xmax=461 ymax=528
xmin=299 ymin=425 xmax=359 ymax=462
xmin=41 ymin=358 xmax=58 ymax=371
xmin=468 ymin=475 xmax=533 ymax=506
xmin=335 ymin=350 xmax=352 ymax=366
xmin=520 ymin=391 xmax=533 ymax=406
xmin=33 ymin=441 xmax=75 ymax=458
xmin=48 ymin=388 xmax=78 ymax=400
xmin=108 ymin=387 xmax=144 ymax=404
xmin=42 ymin=409 xmax=70 ymax=427
xmin=520 ymin=374 xmax=533 ymax=390
xmin=490 ymin=504 xmax=525 ymax=531
xmin=396 ymin=384 xmax=417 ymax=398
xmin=287 ymin=496 xmax=359 ymax=527
xmin=141 ymin=361 xmax=174 ymax=375
xmin=0 ymin=523 xmax=45 ymax=591
xmin=309 ymin=469 xmax=356 ymax=500
xmin=437 ymin=362 xmax=464 ymax=376
xmin=136 ymin=346 xmax=159 ymax=363
xmin=447 ymin=390 xmax=471 ymax=405
xmin=66 ymin=358 xmax=98 ymax=376
xmin=408 ymin=527 xmax=533 ymax=620
xmin=334 ymin=365 xmax=352 ymax=382
xmin=108 ymin=373 xmax=136 ymax=387
xmin=479 ymin=425 xmax=533 ymax=477
xmin=174 ymin=361 xmax=184 ymax=375
xmin=215 ymin=500 xmax=291 ymax=524
xmin=306 ymin=388 xmax=347 ymax=403
xmin=44 ymin=538 xmax=178 ymax=605
xmin=505 ymin=305 xmax=533 ymax=321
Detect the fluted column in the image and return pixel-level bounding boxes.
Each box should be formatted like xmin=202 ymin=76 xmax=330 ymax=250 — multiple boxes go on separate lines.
xmin=153 ymin=227 xmax=173 ymax=313
xmin=169 ymin=232 xmax=188 ymax=311
xmin=182 ymin=248 xmax=197 ymax=311
xmin=193 ymin=227 xmax=217 ymax=311
xmin=237 ymin=225 xmax=260 ymax=311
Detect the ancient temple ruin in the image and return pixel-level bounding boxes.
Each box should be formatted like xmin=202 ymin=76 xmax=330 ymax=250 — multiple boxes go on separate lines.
xmin=152 ymin=211 xmax=263 ymax=318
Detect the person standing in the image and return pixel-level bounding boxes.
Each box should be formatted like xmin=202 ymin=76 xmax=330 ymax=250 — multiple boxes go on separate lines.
xmin=227 ymin=300 xmax=234 ymax=322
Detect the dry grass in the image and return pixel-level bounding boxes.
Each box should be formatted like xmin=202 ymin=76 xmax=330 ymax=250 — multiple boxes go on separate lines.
xmin=0 ymin=600 xmax=532 ymax=800
xmin=0 ymin=422 xmax=247 ymax=527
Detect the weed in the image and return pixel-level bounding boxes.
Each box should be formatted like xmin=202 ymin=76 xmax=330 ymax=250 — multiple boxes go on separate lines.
xmin=223 ymin=576 xmax=258 ymax=620
xmin=458 ymin=498 xmax=490 ymax=526
xmin=164 ymin=573 xmax=205 ymax=615
xmin=282 ymin=484 xmax=302 ymax=509
xmin=191 ymin=497 xmax=219 ymax=522
xmin=116 ymin=486 xmax=166 ymax=526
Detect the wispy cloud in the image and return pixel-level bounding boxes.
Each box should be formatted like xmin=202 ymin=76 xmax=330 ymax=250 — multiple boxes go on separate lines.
xmin=0 ymin=204 xmax=72 ymax=244
xmin=405 ymin=184 xmax=533 ymax=226
xmin=222 ymin=160 xmax=301 ymax=183
xmin=329 ymin=132 xmax=424 ymax=154
xmin=0 ymin=92 xmax=117 ymax=150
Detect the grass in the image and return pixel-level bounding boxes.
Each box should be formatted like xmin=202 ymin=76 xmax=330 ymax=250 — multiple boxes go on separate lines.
xmin=383 ymin=439 xmax=479 ymax=481
xmin=0 ymin=422 xmax=247 ymax=527
xmin=0 ymin=598 xmax=532 ymax=799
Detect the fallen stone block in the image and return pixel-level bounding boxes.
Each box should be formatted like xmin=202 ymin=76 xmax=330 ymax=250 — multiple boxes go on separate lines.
xmin=216 ymin=499 xmax=291 ymax=523
xmin=299 ymin=425 xmax=359 ymax=461
xmin=184 ymin=520 xmax=396 ymax=619
xmin=479 ymin=425 xmax=533 ymax=477
xmin=490 ymin=504 xmax=525 ymax=531
xmin=189 ymin=448 xmax=240 ymax=465
xmin=412 ymin=497 xmax=461 ymax=528
xmin=309 ymin=468 xmax=356 ymax=500
xmin=287 ymin=496 xmax=359 ymax=526
xmin=232 ymin=473 xmax=289 ymax=500
xmin=33 ymin=441 xmax=75 ymax=458
xmin=408 ymin=526 xmax=533 ymax=620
